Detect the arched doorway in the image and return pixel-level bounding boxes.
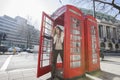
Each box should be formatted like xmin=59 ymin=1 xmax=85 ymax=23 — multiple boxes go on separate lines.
xmin=108 ymin=43 xmax=113 ymax=50
xmin=115 ymin=44 xmax=119 ymax=50
xmin=100 ymin=42 xmax=105 ymax=48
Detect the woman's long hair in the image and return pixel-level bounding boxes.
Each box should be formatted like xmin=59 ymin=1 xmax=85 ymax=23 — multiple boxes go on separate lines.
xmin=54 ymin=26 xmax=62 ymax=37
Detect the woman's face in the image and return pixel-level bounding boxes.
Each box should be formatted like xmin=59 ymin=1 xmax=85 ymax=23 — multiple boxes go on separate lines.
xmin=56 ymin=27 xmax=60 ymax=34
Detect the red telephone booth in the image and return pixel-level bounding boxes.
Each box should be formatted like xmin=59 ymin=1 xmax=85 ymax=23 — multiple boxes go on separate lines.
xmin=37 ymin=5 xmax=85 ymax=79
xmin=84 ymin=15 xmax=100 ymax=72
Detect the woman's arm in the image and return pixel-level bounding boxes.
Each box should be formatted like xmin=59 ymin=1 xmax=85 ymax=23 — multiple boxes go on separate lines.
xmin=52 ymin=27 xmax=56 ymax=37
xmin=60 ymin=32 xmax=64 ymax=43
xmin=43 ymin=27 xmax=56 ymax=39
xmin=43 ymin=35 xmax=53 ymax=39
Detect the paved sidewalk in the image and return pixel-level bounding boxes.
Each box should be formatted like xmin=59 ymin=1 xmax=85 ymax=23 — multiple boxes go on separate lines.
xmin=0 ymin=68 xmax=51 ymax=80
xmin=100 ymin=56 xmax=120 ymax=76
xmin=0 ymin=56 xmax=120 ymax=80
xmin=0 ymin=68 xmax=91 ymax=80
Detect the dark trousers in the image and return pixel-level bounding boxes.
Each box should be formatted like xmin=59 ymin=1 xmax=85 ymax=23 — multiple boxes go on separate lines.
xmin=51 ymin=50 xmax=63 ymax=77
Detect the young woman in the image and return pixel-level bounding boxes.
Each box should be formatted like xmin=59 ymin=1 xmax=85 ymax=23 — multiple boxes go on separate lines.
xmin=51 ymin=25 xmax=64 ymax=79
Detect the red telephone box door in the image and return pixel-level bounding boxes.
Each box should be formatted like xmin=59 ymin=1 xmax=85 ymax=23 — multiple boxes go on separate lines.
xmin=84 ymin=15 xmax=100 ymax=72
xmin=37 ymin=12 xmax=54 ymax=77
xmin=63 ymin=5 xmax=85 ymax=79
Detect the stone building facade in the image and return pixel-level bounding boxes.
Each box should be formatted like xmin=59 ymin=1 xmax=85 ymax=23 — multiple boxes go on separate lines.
xmin=81 ymin=8 xmax=120 ymax=51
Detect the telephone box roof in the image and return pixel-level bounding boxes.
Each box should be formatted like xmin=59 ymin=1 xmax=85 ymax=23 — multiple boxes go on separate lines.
xmin=51 ymin=5 xmax=84 ymax=20
xmin=85 ymin=15 xmax=97 ymax=23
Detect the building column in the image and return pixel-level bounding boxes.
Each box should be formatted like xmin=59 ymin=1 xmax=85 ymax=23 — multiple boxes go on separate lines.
xmin=105 ymin=42 xmax=109 ymax=50
xmin=103 ymin=25 xmax=106 ymax=38
xmin=112 ymin=43 xmax=116 ymax=51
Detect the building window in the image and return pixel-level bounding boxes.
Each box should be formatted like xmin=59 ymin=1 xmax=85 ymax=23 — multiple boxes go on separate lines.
xmin=106 ymin=26 xmax=111 ymax=39
xmin=98 ymin=25 xmax=103 ymax=38
xmin=113 ymin=28 xmax=117 ymax=39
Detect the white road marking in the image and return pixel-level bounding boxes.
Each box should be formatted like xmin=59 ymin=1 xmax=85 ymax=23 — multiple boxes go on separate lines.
xmin=9 ymin=68 xmax=36 ymax=72
xmin=86 ymin=74 xmax=102 ymax=80
xmin=0 ymin=55 xmax=13 ymax=71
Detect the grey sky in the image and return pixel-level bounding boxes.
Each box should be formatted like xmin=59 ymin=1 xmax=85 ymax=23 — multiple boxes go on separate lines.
xmin=0 ymin=0 xmax=119 ymax=30
xmin=0 ymin=0 xmax=63 ymax=30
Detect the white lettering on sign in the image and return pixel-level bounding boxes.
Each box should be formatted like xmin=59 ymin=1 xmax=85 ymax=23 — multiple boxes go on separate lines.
xmin=69 ymin=9 xmax=81 ymax=16
xmin=88 ymin=18 xmax=96 ymax=23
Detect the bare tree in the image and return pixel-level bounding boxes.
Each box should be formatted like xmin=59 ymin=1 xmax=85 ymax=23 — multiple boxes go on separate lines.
xmin=94 ymin=0 xmax=120 ymax=18
xmin=61 ymin=0 xmax=120 ymax=19
xmin=94 ymin=0 xmax=120 ymax=10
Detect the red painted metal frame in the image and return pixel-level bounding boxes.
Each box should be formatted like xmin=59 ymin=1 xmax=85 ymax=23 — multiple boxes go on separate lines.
xmin=63 ymin=5 xmax=85 ymax=79
xmin=37 ymin=12 xmax=54 ymax=77
xmin=84 ymin=15 xmax=100 ymax=72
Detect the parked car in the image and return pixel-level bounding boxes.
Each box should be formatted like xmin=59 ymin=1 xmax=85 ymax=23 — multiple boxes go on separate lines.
xmin=22 ymin=48 xmax=27 ymax=51
xmin=26 ymin=48 xmax=33 ymax=53
xmin=8 ymin=47 xmax=22 ymax=52
xmin=0 ymin=46 xmax=8 ymax=54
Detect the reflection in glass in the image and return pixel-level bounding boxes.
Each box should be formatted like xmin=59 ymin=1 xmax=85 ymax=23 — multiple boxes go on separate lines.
xmin=71 ymin=29 xmax=80 ymax=35
xmin=43 ymin=39 xmax=52 ymax=54
xmin=42 ymin=60 xmax=49 ymax=67
xmin=43 ymin=54 xmax=50 ymax=60
xmin=92 ymin=59 xmax=97 ymax=64
xmin=45 ymin=28 xmax=52 ymax=35
xmin=71 ymin=18 xmax=80 ymax=28
xmin=46 ymin=17 xmax=52 ymax=25
xmin=70 ymin=35 xmax=81 ymax=41
xmin=43 ymin=39 xmax=52 ymax=46
xmin=70 ymin=61 xmax=81 ymax=68
xmin=91 ymin=26 xmax=96 ymax=35
xmin=70 ymin=55 xmax=81 ymax=61
xmin=43 ymin=47 xmax=46 ymax=52
xmin=45 ymin=22 xmax=52 ymax=30
xmin=44 ymin=17 xmax=53 ymax=36
xmin=92 ymin=54 xmax=97 ymax=59
xmin=70 ymin=47 xmax=80 ymax=54
xmin=71 ymin=41 xmax=80 ymax=47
